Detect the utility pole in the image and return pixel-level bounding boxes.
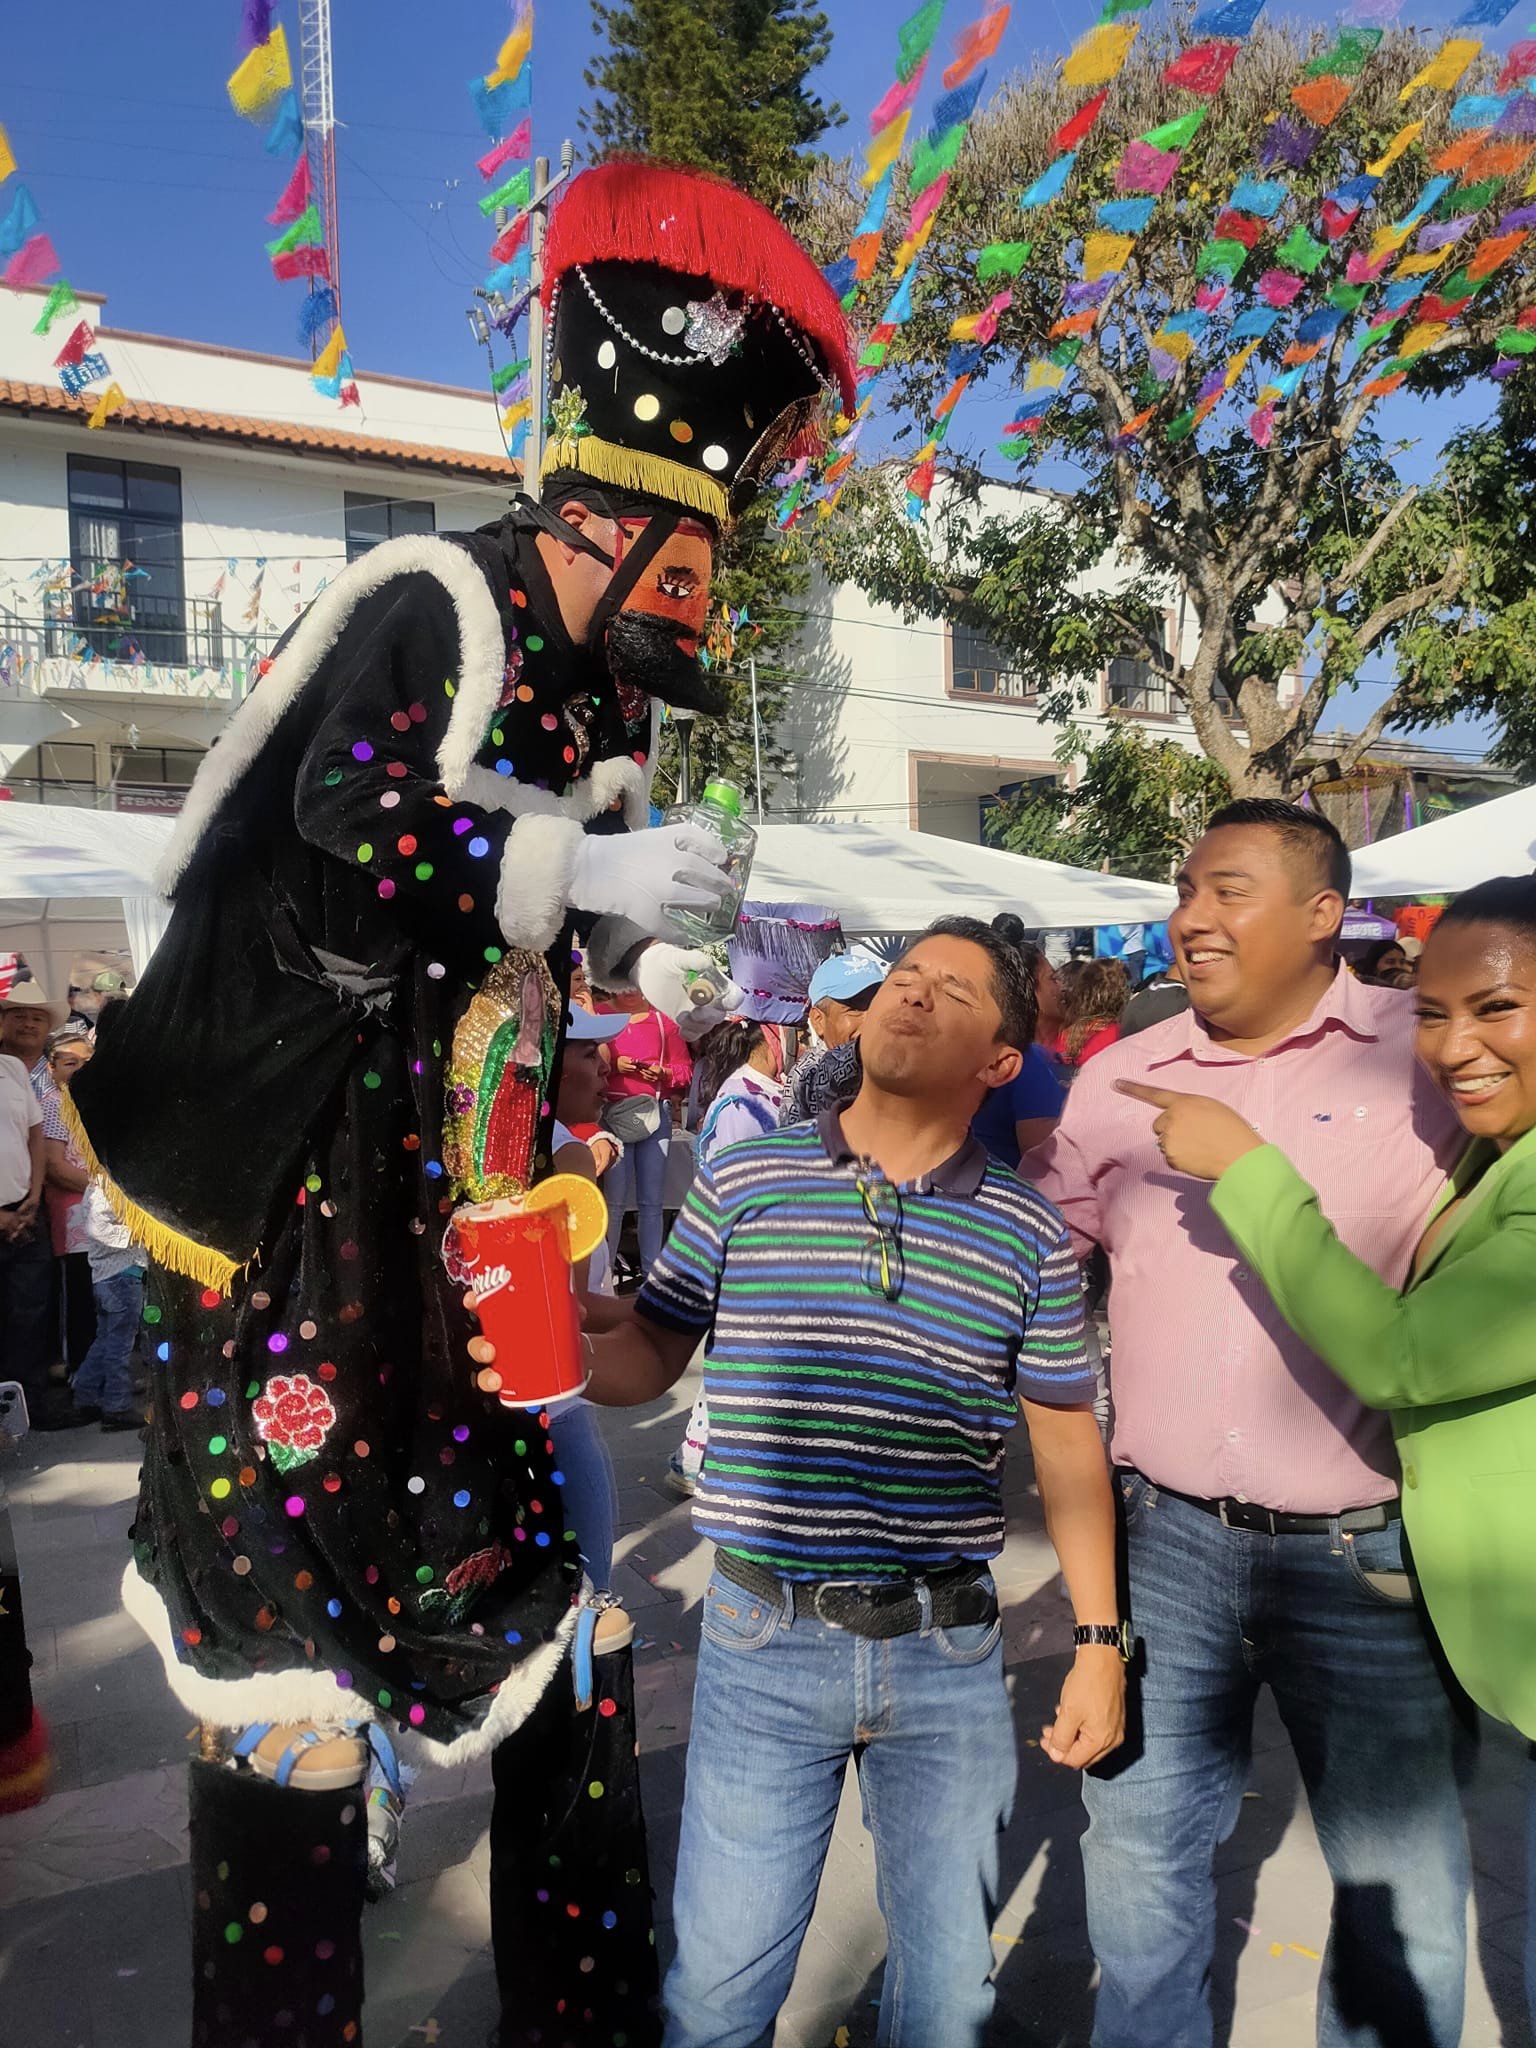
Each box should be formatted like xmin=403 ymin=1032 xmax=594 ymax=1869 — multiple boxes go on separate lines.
xmin=748 ymin=654 xmax=765 ymax=823
xmin=524 ymin=140 xmax=574 ymax=502
xmin=468 ymin=140 xmax=574 ymax=493
xmin=298 ymin=0 xmax=341 ymax=318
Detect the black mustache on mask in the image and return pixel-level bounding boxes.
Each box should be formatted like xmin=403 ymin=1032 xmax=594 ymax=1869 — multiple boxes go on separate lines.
xmin=604 ymin=611 xmax=732 ymax=717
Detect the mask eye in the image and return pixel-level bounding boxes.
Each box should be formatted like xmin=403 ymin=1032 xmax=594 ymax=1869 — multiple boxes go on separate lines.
xmin=656 ymin=569 xmax=697 ymax=601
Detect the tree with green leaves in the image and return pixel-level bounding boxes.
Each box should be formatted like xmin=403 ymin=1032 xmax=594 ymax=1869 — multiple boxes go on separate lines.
xmin=808 ymin=18 xmax=1536 ymax=800
xmin=986 ymin=719 xmax=1228 ymax=878
xmin=581 ymin=0 xmax=844 ymax=802
xmin=582 ymin=0 xmax=843 ymax=208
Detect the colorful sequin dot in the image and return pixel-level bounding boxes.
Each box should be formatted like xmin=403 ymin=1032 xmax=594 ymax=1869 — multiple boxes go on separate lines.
xmin=351 ymin=741 xmax=373 ymax=763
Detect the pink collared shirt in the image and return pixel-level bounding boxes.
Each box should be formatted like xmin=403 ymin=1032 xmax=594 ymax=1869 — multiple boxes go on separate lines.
xmin=1025 ymin=967 xmax=1462 ymax=1513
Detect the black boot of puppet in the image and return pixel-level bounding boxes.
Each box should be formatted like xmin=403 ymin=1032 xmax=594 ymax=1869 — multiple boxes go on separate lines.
xmin=490 ymin=1644 xmax=662 ymax=2048
xmin=189 ymin=1757 xmax=368 ymax=2048
xmin=0 ymin=1490 xmax=51 ymax=1814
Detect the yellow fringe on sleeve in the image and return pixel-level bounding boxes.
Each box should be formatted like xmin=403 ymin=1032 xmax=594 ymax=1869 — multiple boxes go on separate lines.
xmin=57 ymin=1089 xmax=241 ymax=1297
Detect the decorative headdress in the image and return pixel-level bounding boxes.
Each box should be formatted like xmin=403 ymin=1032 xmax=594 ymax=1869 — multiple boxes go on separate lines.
xmin=540 ymin=161 xmax=856 ymax=528
xmin=728 ymin=902 xmax=845 ymax=1025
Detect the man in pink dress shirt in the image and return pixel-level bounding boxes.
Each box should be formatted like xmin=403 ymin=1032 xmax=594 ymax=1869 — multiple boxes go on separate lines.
xmin=1028 ymin=798 xmax=1469 ymax=2048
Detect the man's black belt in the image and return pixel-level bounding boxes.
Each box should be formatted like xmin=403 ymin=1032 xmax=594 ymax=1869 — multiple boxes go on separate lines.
xmin=714 ymin=1550 xmax=998 ymax=1639
xmin=1134 ymin=1474 xmax=1400 ymax=1538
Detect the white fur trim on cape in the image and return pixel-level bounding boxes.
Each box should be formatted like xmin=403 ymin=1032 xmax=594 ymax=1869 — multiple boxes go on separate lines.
xmin=158 ymin=535 xmax=510 ymax=895
xmin=459 ymin=748 xmax=650 ymax=832
xmin=121 ymin=1560 xmax=575 ymax=1765
xmin=497 ymin=814 xmax=586 ymax=951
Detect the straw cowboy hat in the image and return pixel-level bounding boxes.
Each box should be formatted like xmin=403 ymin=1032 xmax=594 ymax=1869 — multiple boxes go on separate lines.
xmin=0 ymin=975 xmax=66 ymax=1024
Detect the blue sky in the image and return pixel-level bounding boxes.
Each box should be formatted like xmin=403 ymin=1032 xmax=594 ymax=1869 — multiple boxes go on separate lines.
xmin=2 ymin=0 xmax=1509 ymax=753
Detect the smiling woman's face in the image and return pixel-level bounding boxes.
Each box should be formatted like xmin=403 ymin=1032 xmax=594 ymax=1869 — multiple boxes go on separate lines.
xmin=1415 ymin=919 xmax=1536 ymax=1150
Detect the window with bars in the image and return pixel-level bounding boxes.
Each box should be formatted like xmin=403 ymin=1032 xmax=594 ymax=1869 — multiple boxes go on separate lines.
xmin=1106 ymin=656 xmax=1172 ymax=716
xmin=949 ymin=623 xmax=1037 ymax=703
xmin=66 ymin=454 xmax=196 ymax=667
xmin=344 ymin=491 xmax=437 ymax=562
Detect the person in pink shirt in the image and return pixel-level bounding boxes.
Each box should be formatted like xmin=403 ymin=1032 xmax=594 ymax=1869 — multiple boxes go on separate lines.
xmin=600 ymin=991 xmax=693 ymax=1275
xmin=1026 ymin=798 xmax=1469 ymax=2048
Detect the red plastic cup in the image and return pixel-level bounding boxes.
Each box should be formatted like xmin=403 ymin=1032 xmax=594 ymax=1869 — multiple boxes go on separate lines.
xmin=445 ymin=1198 xmax=587 ymax=1412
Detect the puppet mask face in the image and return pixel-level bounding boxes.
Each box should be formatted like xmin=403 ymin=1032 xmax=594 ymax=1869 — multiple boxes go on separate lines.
xmin=601 ymin=514 xmax=729 ymax=716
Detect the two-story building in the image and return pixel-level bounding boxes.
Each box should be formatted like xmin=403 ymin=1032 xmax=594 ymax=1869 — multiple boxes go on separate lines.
xmin=0 ymin=282 xmax=512 ymax=820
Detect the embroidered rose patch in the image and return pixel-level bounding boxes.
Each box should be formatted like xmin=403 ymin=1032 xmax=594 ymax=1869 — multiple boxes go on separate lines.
xmin=252 ymin=1373 xmax=337 ymax=1474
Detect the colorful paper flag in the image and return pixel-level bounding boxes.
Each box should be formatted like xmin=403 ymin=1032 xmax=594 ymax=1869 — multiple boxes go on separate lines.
xmin=86 ymin=382 xmax=127 ymax=430
xmin=943 ymin=5 xmax=1009 ymax=88
xmin=227 ymin=26 xmax=292 ymax=120
xmin=1063 ymin=21 xmax=1140 ymax=88
xmin=266 ymin=154 xmax=312 ymax=226
xmin=478 ymin=122 xmax=532 ymax=180
xmin=31 ymin=281 xmax=79 ymax=335
xmin=0 ymin=127 xmax=14 ymax=186
xmin=2 ymin=234 xmax=60 ymax=287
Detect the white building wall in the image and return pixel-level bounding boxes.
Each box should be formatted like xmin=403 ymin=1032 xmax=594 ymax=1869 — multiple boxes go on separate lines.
xmin=779 ymin=574 xmax=1215 ymax=844
xmin=0 ymin=289 xmax=512 ymax=819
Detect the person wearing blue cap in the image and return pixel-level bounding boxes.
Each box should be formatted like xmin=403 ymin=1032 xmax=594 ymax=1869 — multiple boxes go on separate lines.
xmin=778 ymin=949 xmax=887 ymax=1129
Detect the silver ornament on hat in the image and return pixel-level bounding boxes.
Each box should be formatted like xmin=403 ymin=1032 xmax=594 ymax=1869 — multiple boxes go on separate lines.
xmin=683 ymin=292 xmax=747 ymax=367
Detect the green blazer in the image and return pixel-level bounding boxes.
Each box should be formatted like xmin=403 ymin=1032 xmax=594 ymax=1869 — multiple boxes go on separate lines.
xmin=1211 ymin=1123 xmax=1536 ymax=1740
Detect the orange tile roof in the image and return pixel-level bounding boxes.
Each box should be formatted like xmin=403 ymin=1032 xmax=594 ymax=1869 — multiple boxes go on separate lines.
xmin=0 ymin=379 xmax=517 ymax=484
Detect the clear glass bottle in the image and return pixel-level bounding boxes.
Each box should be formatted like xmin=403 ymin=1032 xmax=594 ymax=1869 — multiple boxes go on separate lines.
xmin=663 ymin=776 xmax=757 ymax=944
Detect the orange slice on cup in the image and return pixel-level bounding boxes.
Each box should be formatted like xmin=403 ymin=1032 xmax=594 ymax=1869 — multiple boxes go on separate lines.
xmin=523 ymin=1173 xmax=609 ymax=1263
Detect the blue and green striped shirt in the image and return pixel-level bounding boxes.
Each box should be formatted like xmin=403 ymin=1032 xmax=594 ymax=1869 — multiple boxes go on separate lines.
xmin=636 ymin=1111 xmax=1094 ymax=1580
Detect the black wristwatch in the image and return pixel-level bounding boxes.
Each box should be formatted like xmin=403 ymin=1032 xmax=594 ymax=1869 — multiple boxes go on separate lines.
xmin=1073 ymin=1620 xmax=1133 ymax=1662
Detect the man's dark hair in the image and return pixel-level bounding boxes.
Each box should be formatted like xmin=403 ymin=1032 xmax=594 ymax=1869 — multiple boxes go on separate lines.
xmin=990 ymin=910 xmax=1028 ymax=948
xmin=908 ymin=915 xmax=1039 ymax=1052
xmin=1439 ymin=874 xmax=1536 ymax=942
xmin=1204 ymin=798 xmax=1351 ymax=902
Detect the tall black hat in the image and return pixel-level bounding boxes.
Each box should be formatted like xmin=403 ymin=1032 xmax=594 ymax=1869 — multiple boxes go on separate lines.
xmin=540 ymin=161 xmax=856 ymax=527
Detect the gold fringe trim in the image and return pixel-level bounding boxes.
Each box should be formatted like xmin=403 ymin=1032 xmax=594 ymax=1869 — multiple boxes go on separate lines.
xmin=541 ymin=434 xmax=732 ymax=527
xmin=57 ymin=1090 xmax=241 ymax=1297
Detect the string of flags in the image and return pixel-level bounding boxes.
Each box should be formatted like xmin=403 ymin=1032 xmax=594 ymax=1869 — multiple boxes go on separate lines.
xmin=915 ymin=0 xmax=1164 ymax=482
xmin=0 ymin=122 xmax=127 ymax=428
xmin=879 ymin=0 xmax=1536 ymax=504
xmin=779 ymin=0 xmax=1003 ymax=530
xmin=1140 ymin=0 xmax=1536 ymax=448
xmin=226 ymin=3 xmax=357 ymax=407
xmin=470 ymin=3 xmax=535 ymax=458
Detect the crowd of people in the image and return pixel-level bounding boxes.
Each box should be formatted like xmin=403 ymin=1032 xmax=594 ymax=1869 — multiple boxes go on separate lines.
xmin=539 ymin=797 xmax=1533 ymax=2048
xmin=8 ymin=799 xmax=1527 ymax=2048
xmin=0 ymin=969 xmax=143 ymax=1435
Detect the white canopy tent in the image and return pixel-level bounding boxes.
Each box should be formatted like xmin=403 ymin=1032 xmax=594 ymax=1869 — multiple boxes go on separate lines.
xmin=0 ymin=803 xmax=171 ymax=992
xmin=0 ymin=808 xmax=1176 ymax=991
xmin=1350 ymin=784 xmax=1536 ymax=898
xmin=751 ymin=821 xmax=1176 ymax=931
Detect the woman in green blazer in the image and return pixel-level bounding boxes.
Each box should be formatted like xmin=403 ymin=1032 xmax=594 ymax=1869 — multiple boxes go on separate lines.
xmin=1118 ymin=873 xmax=1536 ymax=2024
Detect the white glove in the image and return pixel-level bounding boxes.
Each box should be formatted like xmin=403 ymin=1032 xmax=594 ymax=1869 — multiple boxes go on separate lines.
xmin=569 ymin=824 xmax=729 ymax=942
xmin=636 ymin=945 xmax=745 ymax=1039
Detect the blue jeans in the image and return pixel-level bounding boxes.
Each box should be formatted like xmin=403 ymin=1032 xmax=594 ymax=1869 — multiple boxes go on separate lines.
xmin=663 ymin=1566 xmax=1015 ymax=2048
xmin=72 ymin=1268 xmax=144 ymax=1413
xmin=1083 ymin=1475 xmax=1470 ymax=2048
xmin=606 ymin=1103 xmax=672 ymax=1273
xmin=547 ymin=1397 xmax=617 ymax=1590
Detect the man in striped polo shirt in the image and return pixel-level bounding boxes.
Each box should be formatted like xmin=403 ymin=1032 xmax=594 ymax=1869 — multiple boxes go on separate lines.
xmin=586 ymin=916 xmax=1125 ymax=2048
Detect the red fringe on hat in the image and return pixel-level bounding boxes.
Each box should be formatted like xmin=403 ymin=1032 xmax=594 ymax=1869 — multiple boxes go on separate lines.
xmin=544 ymin=159 xmax=855 ymax=413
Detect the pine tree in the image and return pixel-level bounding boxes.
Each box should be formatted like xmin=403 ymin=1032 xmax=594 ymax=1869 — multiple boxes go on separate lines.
xmin=582 ymin=0 xmax=844 ymax=807
xmin=583 ymin=0 xmax=842 ymax=209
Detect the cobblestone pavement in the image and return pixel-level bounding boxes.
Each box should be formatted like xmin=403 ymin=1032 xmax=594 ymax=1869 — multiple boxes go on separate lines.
xmin=1 ymin=1375 xmax=1529 ymax=2048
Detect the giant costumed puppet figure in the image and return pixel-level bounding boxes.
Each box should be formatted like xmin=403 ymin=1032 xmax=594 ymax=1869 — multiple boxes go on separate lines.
xmin=67 ymin=160 xmax=854 ymax=2048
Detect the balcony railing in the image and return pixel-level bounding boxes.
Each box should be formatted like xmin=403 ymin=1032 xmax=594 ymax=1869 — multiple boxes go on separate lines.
xmin=0 ymin=601 xmax=266 ymax=700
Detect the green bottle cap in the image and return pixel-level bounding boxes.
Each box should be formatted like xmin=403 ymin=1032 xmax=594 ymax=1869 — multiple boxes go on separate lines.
xmin=700 ymin=777 xmax=744 ymax=818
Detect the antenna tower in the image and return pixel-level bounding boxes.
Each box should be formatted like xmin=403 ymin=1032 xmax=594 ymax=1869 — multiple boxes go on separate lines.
xmin=298 ymin=0 xmax=341 ymax=313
